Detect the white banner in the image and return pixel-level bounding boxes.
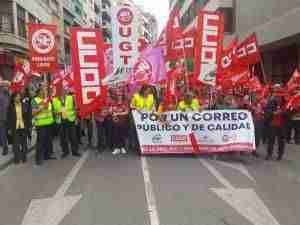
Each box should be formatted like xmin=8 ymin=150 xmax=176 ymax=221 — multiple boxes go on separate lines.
xmin=133 ymin=110 xmax=255 ymax=155
xmin=111 ymin=4 xmax=139 ymax=84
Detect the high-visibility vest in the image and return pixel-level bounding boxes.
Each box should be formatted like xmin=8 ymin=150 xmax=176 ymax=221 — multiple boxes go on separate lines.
xmin=52 ymin=97 xmax=62 ymax=124
xmin=33 ymin=97 xmax=55 ymax=127
xmin=131 ymin=93 xmax=154 ymax=111
xmin=64 ymin=95 xmax=76 ymax=122
xmin=52 ymin=95 xmax=76 ymax=123
xmin=177 ymin=99 xmax=200 ymax=112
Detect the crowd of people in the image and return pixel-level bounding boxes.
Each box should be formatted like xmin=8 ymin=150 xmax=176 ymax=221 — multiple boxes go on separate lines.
xmin=0 ymin=78 xmax=300 ymax=166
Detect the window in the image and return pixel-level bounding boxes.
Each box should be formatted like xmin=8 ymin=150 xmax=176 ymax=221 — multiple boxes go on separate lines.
xmin=0 ymin=13 xmax=13 ymax=33
xmin=28 ymin=13 xmax=36 ymax=23
xmin=17 ymin=4 xmax=26 ymax=39
xmin=217 ymin=7 xmax=235 ymax=34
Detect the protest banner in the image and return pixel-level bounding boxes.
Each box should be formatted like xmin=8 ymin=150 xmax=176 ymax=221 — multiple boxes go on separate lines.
xmin=110 ymin=4 xmax=139 ymax=84
xmin=70 ymin=27 xmax=107 ymax=117
xmin=133 ymin=110 xmax=255 ymax=154
xmin=28 ymin=24 xmax=58 ymax=72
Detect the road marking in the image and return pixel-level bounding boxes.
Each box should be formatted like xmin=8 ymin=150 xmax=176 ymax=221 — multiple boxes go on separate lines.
xmin=199 ymin=158 xmax=281 ymax=225
xmin=200 ymin=158 xmax=234 ymax=189
xmin=213 ymin=159 xmax=256 ymax=183
xmin=141 ymin=157 xmax=160 ymax=225
xmin=21 ymin=151 xmax=89 ymax=225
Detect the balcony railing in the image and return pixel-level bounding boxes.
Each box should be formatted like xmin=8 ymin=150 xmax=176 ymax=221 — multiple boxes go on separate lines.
xmin=0 ymin=13 xmax=14 ymax=33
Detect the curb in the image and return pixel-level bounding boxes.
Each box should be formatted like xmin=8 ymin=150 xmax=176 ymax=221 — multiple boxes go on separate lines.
xmin=0 ymin=146 xmax=35 ymax=171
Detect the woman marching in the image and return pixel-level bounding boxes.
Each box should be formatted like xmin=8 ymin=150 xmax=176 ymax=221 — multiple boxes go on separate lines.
xmin=111 ymin=93 xmax=130 ymax=155
xmin=7 ymin=93 xmax=31 ymax=164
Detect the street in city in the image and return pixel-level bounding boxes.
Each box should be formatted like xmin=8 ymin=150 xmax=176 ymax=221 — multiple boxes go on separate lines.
xmin=0 ymin=143 xmax=299 ymax=225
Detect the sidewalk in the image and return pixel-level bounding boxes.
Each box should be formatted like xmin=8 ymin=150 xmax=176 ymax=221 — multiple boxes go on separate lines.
xmin=0 ymin=131 xmax=37 ymax=170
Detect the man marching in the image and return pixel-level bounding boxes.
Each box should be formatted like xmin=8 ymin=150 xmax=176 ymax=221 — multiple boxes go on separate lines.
xmin=52 ymin=89 xmax=81 ymax=158
xmin=32 ymin=86 xmax=56 ymax=165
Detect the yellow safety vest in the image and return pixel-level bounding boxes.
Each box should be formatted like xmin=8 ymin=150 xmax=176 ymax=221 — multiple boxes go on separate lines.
xmin=52 ymin=95 xmax=76 ymax=123
xmin=33 ymin=97 xmax=54 ymax=127
xmin=177 ymin=99 xmax=200 ymax=112
xmin=131 ymin=93 xmax=154 ymax=111
xmin=52 ymin=97 xmax=62 ymax=124
xmin=64 ymin=95 xmax=76 ymax=122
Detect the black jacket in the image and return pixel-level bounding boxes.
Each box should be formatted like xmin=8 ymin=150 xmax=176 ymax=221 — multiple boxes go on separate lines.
xmin=7 ymin=100 xmax=32 ymax=137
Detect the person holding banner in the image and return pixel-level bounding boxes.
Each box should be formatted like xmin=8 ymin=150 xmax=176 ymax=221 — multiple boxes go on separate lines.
xmin=32 ymin=86 xmax=56 ymax=165
xmin=111 ymin=94 xmax=129 ymax=155
xmin=130 ymin=85 xmax=156 ymax=112
xmin=130 ymin=85 xmax=156 ymax=154
xmin=157 ymin=95 xmax=177 ymax=113
xmin=177 ymin=92 xmax=201 ymax=112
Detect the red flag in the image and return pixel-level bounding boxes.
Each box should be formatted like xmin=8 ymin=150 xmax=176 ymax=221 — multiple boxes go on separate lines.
xmin=246 ymin=76 xmax=263 ymax=92
xmin=287 ymin=68 xmax=300 ymax=93
xmin=286 ymin=95 xmax=300 ymax=110
xmin=10 ymin=64 xmax=28 ymax=93
xmin=234 ymin=33 xmax=261 ymax=67
xmin=219 ymin=38 xmax=238 ymax=75
xmin=28 ymin=23 xmax=58 ymax=72
xmin=70 ymin=27 xmax=107 ymax=118
xmin=166 ymin=8 xmax=184 ymax=61
xmin=194 ymin=11 xmax=224 ymax=86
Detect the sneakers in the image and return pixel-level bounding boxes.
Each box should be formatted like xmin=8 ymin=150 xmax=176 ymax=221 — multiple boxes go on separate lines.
xmin=121 ymin=148 xmax=127 ymax=154
xmin=112 ymin=149 xmax=121 ymax=155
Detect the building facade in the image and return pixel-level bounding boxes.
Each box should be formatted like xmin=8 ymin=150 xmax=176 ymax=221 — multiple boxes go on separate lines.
xmin=0 ymin=0 xmax=65 ymax=80
xmin=169 ymin=0 xmax=300 ymax=83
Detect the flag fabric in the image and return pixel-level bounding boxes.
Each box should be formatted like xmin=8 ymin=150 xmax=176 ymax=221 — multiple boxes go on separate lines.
xmin=194 ymin=11 xmax=224 ymax=86
xmin=287 ymin=68 xmax=300 ymax=93
xmin=70 ymin=27 xmax=107 ymax=118
xmin=28 ymin=23 xmax=58 ymax=72
xmin=129 ymin=47 xmax=166 ymax=86
xmin=234 ymin=33 xmax=261 ymax=67
xmin=10 ymin=64 xmax=28 ymax=93
xmin=286 ymin=94 xmax=300 ymax=110
xmin=219 ymin=38 xmax=238 ymax=76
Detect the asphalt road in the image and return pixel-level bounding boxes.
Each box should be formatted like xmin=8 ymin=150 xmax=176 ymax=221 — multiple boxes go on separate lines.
xmin=0 ymin=143 xmax=300 ymax=225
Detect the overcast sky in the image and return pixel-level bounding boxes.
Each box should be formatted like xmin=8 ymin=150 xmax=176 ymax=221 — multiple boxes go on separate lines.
xmin=133 ymin=0 xmax=169 ymax=34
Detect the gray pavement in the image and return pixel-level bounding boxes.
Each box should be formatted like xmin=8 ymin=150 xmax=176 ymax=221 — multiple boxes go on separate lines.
xmin=0 ymin=143 xmax=299 ymax=225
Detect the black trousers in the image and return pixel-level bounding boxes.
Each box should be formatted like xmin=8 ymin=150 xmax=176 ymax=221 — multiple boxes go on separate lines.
xmin=36 ymin=125 xmax=53 ymax=165
xmin=13 ymin=129 xmax=27 ymax=163
xmin=59 ymin=121 xmax=79 ymax=155
xmin=286 ymin=120 xmax=300 ymax=144
xmin=85 ymin=119 xmax=93 ymax=145
xmin=112 ymin=122 xmax=127 ymax=149
xmin=96 ymin=121 xmax=107 ymax=152
xmin=0 ymin=122 xmax=8 ymax=153
xmin=255 ymin=119 xmax=264 ymax=148
xmin=267 ymin=126 xmax=286 ymax=158
xmin=104 ymin=117 xmax=113 ymax=150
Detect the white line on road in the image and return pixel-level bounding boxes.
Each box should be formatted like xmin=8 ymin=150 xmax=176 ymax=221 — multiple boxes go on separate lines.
xmin=21 ymin=151 xmax=90 ymax=225
xmin=213 ymin=159 xmax=256 ymax=183
xmin=54 ymin=151 xmax=90 ymax=198
xmin=199 ymin=158 xmax=235 ymax=189
xmin=199 ymin=158 xmax=281 ymax=225
xmin=141 ymin=157 xmax=160 ymax=225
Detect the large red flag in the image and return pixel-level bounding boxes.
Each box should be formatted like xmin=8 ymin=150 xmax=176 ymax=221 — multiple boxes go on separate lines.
xmin=70 ymin=28 xmax=107 ymax=118
xmin=287 ymin=68 xmax=300 ymax=93
xmin=166 ymin=8 xmax=185 ymax=61
xmin=10 ymin=64 xmax=28 ymax=93
xmin=234 ymin=33 xmax=261 ymax=67
xmin=28 ymin=23 xmax=58 ymax=72
xmin=194 ymin=11 xmax=224 ymax=86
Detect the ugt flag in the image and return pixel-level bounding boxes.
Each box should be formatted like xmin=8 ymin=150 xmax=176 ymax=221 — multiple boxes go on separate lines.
xmin=129 ymin=47 xmax=166 ymax=85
